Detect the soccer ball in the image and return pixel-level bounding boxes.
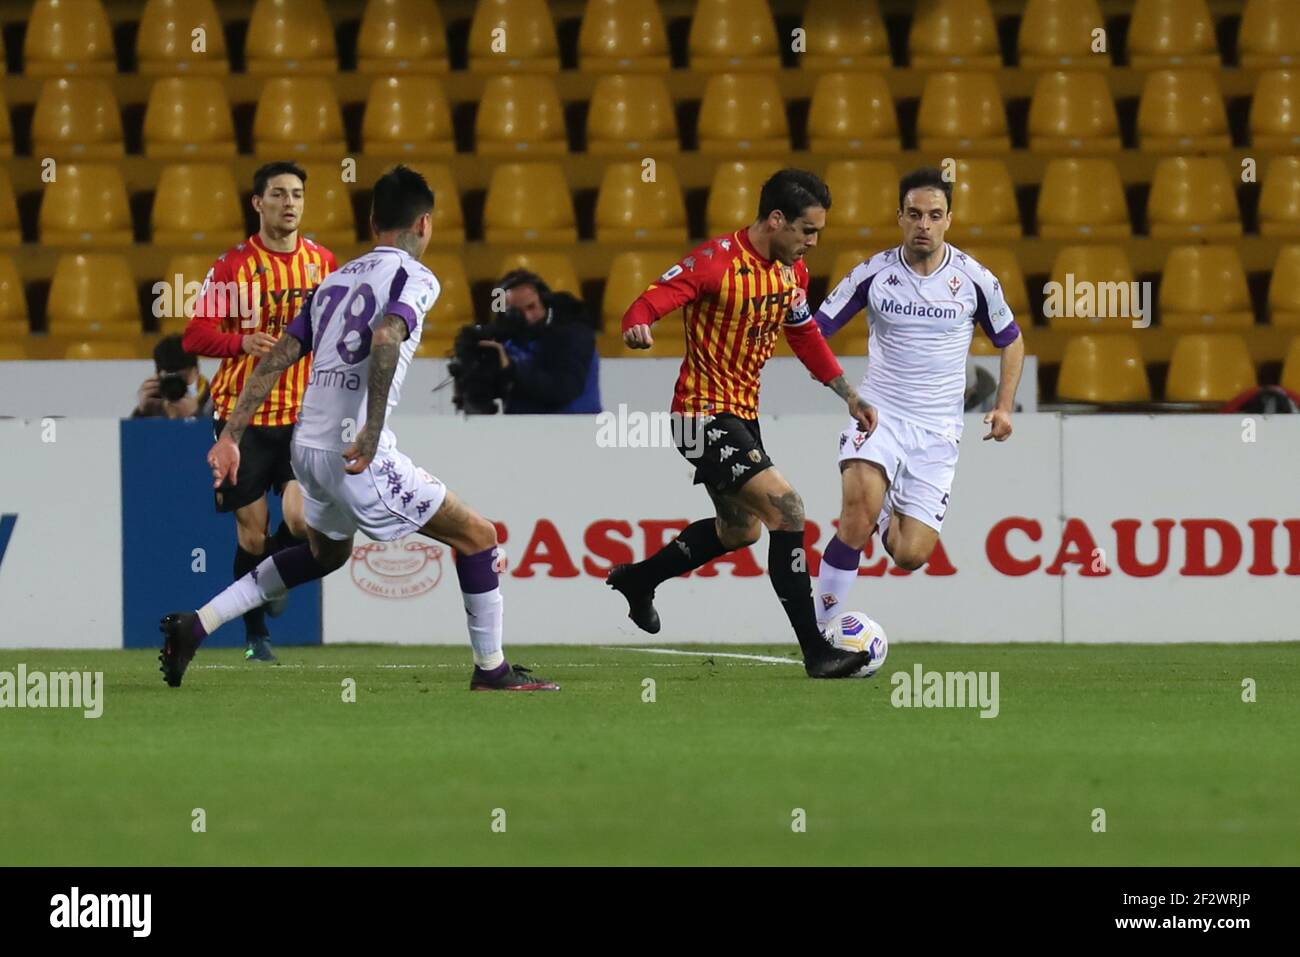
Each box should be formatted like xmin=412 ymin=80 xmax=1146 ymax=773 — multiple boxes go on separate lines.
xmin=824 ymin=612 xmax=889 ymax=678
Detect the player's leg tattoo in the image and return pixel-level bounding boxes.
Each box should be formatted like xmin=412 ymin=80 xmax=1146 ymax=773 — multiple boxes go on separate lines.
xmin=764 ymin=488 xmax=806 ymax=532
xmin=709 ymin=486 xmax=762 ymax=550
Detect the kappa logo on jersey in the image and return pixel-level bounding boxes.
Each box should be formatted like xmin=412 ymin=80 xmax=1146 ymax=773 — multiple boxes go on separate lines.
xmin=884 ymin=273 xmax=902 ymax=287
xmin=948 ymin=274 xmax=962 ymax=294
xmin=683 ymin=256 xmax=696 ymax=271
xmin=730 ymin=463 xmax=749 ymax=479
xmin=719 ymin=239 xmax=731 ymax=250
xmin=718 ymin=445 xmax=738 ymax=460
xmin=707 ymin=428 xmax=725 ymax=442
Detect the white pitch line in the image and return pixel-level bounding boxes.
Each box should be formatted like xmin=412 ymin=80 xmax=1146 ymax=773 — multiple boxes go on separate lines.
xmin=599 ymin=646 xmax=801 ymax=666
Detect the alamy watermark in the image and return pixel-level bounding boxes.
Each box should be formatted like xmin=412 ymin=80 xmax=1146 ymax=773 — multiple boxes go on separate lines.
xmin=1042 ymin=275 xmax=1153 ymax=329
xmin=151 ymin=276 xmax=264 ymax=326
xmin=595 ymin=404 xmax=708 ymax=459
xmin=890 ymin=664 xmax=999 ymax=718
xmin=0 ymin=665 xmax=103 ymax=718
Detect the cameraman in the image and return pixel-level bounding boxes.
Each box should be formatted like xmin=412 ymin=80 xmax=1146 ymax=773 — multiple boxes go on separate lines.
xmin=452 ymin=270 xmax=601 ymax=414
xmin=132 ymin=334 xmax=212 ymax=419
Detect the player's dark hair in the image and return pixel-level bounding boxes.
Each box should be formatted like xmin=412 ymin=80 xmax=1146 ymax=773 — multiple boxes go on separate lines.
xmin=153 ymin=334 xmax=197 ymax=373
xmin=498 ymin=269 xmax=552 ymax=299
xmin=757 ymin=168 xmax=832 ymax=222
xmin=370 ymin=165 xmax=435 ymax=232
xmin=252 ymin=161 xmax=307 ymax=196
xmin=899 ymin=167 xmax=953 ymax=212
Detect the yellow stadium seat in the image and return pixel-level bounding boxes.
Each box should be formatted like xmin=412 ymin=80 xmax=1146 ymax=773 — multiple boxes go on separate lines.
xmin=399 ymin=163 xmax=463 ymax=246
xmin=362 ymin=76 xmax=455 ymax=158
xmin=150 ymin=164 xmax=244 ymax=249
xmin=24 ymin=0 xmax=116 ymax=76
xmin=1158 ymin=246 xmax=1253 ymax=331
xmin=706 ymin=160 xmax=782 ymax=237
xmin=909 ymin=0 xmax=1002 ymax=71
xmin=579 ymin=0 xmax=670 ymax=73
xmin=688 ymin=0 xmax=780 ymax=72
xmin=602 ymin=250 xmax=682 ymax=327
xmin=808 ymin=73 xmax=900 ymax=154
xmin=296 ymin=163 xmax=356 ymax=249
xmin=821 ymin=160 xmax=899 ymax=243
xmin=137 ymin=0 xmax=229 ymax=75
xmin=357 ymin=0 xmax=449 ymax=74
xmin=801 ymin=0 xmax=891 ymax=72
xmin=46 ymin=254 xmax=140 ymax=338
xmin=483 ymin=164 xmax=575 ymax=243
xmin=1018 ymin=0 xmax=1108 ymax=70
xmin=157 ymin=252 xmax=221 ymax=333
xmin=1165 ymin=334 xmax=1256 ymax=402
xmin=32 ymin=79 xmax=124 ymax=160
xmin=946 ymin=159 xmax=1021 ymax=243
xmin=1028 ymin=71 xmax=1120 ymax=153
xmin=39 ymin=165 xmax=133 ymax=247
xmin=1036 ymin=158 xmax=1130 ymax=240
xmin=826 ymin=250 xmax=873 ymax=284
xmin=144 ymin=78 xmax=235 ymax=159
xmin=64 ymin=339 xmax=144 ymax=360
xmin=496 ymin=252 xmax=581 ymax=296
xmin=1057 ymin=335 xmax=1151 ymax=402
xmin=1147 ymin=157 xmax=1242 ymax=240
xmin=419 ymin=253 xmax=473 ymax=330
xmin=1239 ymin=0 xmax=1300 ymax=70
xmin=594 ymin=162 xmax=688 ymax=245
xmin=0 ymin=169 xmax=22 ymax=247
xmin=468 ymin=0 xmax=560 ymax=73
xmin=586 ymin=75 xmax=679 ymax=155
xmin=253 ymin=78 xmax=347 ymax=159
xmin=917 ymin=72 xmax=1010 ymax=154
xmin=1268 ymin=246 xmax=1300 ymax=327
xmin=697 ymin=73 xmax=790 ymax=155
xmin=1137 ymin=70 xmax=1230 ymax=152
xmin=963 ymin=247 xmax=1030 ymax=316
xmin=1282 ymin=337 xmax=1300 ymax=391
xmin=0 ymin=90 xmax=11 ymax=158
xmin=1045 ymin=245 xmax=1136 ymax=331
xmin=0 ymin=340 xmax=31 ymax=358
xmin=245 ymin=0 xmax=337 ymax=75
xmin=1259 ymin=156 xmax=1300 ymax=237
xmin=475 ymin=75 xmax=567 ymax=157
xmin=0 ymin=256 xmax=29 ymax=330
xmin=1127 ymin=0 xmax=1220 ymax=70
xmin=1250 ymin=70 xmax=1300 ymax=150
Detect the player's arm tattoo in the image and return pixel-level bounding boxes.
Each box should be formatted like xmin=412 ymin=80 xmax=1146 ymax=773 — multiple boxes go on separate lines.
xmin=355 ymin=314 xmax=408 ymax=455
xmin=222 ymin=335 xmax=302 ymax=443
xmin=826 ymin=375 xmax=854 ymax=402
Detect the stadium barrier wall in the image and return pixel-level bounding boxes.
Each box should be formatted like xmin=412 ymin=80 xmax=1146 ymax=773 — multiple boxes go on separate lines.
xmin=2 ymin=415 xmax=1293 ymax=648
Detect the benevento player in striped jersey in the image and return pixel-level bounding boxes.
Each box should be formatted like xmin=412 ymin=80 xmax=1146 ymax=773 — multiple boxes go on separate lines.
xmin=182 ymin=161 xmax=336 ymax=663
xmin=607 ymin=169 xmax=878 ymax=679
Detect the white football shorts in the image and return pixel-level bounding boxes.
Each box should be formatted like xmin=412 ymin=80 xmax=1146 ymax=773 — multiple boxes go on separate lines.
xmin=291 ymin=443 xmax=448 ymax=542
xmin=837 ymin=411 xmax=960 ymax=532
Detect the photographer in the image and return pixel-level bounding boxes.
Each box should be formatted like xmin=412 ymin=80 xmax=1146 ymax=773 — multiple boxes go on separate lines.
xmin=132 ymin=334 xmax=212 ymax=420
xmin=451 ymin=270 xmax=601 ymax=414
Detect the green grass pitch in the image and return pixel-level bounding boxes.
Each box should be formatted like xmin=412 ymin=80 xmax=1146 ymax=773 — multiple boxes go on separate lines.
xmin=1 ymin=643 xmax=1297 ymax=866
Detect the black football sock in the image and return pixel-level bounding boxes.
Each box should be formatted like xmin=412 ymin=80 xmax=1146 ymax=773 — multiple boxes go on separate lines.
xmin=234 ymin=545 xmax=269 ymax=639
xmin=267 ymin=521 xmax=299 ymax=555
xmin=627 ymin=519 xmax=728 ymax=589
xmin=767 ymin=529 xmax=829 ymax=658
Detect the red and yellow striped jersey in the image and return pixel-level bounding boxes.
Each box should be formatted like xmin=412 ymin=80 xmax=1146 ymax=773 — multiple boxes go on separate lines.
xmin=622 ymin=229 xmax=813 ymax=418
xmin=183 ymin=234 xmax=337 ymax=427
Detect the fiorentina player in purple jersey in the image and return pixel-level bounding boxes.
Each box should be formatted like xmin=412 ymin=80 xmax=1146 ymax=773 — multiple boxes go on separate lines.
xmin=811 ymin=167 xmax=1025 ymax=629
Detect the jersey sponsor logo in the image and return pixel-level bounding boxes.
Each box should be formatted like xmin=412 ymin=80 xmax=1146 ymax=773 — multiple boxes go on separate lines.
xmin=660 ymin=264 xmax=683 ymax=282
xmin=879 ymin=297 xmax=960 ymax=320
xmin=349 ymin=539 xmax=444 ymax=599
xmin=308 ymin=368 xmax=362 ymax=390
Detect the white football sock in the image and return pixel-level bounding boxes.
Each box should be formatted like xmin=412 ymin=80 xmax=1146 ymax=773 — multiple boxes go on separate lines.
xmin=815 ymin=537 xmax=862 ymax=632
xmin=197 ymin=556 xmax=287 ymax=635
xmin=463 ymin=588 xmax=504 ymax=669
